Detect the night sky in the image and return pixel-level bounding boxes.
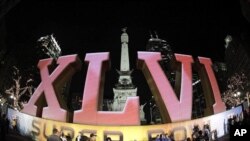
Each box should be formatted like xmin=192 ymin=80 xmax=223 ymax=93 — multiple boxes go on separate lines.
xmin=4 ymin=0 xmax=249 ymax=103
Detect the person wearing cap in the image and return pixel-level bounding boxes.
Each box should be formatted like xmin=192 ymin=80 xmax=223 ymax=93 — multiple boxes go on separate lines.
xmin=89 ymin=133 xmax=97 ymax=141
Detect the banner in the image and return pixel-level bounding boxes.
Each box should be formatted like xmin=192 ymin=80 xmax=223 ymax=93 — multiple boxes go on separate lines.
xmin=7 ymin=106 xmax=242 ymax=141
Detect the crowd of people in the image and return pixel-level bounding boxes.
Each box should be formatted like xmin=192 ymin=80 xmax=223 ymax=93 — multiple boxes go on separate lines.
xmin=1 ymin=105 xmax=250 ymax=141
xmin=47 ymin=128 xmax=76 ymax=141
xmin=46 ymin=128 xmax=80 ymax=141
xmin=74 ymin=132 xmax=97 ymax=141
xmin=241 ymin=105 xmax=250 ymax=125
xmin=42 ymin=105 xmax=250 ymax=141
xmin=154 ymin=133 xmax=172 ymax=141
xmin=227 ymin=106 xmax=250 ymax=132
xmin=47 ymin=128 xmax=112 ymax=141
xmin=191 ymin=124 xmax=215 ymax=141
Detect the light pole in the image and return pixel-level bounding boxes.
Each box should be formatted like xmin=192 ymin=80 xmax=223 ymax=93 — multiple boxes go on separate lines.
xmin=233 ymin=91 xmax=241 ymax=106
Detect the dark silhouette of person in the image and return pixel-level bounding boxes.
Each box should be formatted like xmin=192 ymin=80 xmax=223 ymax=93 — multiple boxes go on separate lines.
xmin=203 ymin=124 xmax=210 ymax=141
xmin=106 ymin=137 xmax=112 ymax=141
xmin=47 ymin=128 xmax=61 ymax=141
xmin=66 ymin=133 xmax=72 ymax=141
xmin=143 ymin=97 xmax=156 ymax=124
xmin=4 ymin=115 xmax=10 ymax=134
xmin=143 ymin=100 xmax=151 ymax=124
xmin=76 ymin=132 xmax=89 ymax=141
xmin=196 ymin=130 xmax=204 ymax=141
xmin=192 ymin=125 xmax=200 ymax=141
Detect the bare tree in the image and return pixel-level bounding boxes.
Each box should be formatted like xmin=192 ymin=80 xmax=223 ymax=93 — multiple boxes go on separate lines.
xmin=222 ymin=71 xmax=249 ymax=108
xmin=4 ymin=66 xmax=34 ymax=111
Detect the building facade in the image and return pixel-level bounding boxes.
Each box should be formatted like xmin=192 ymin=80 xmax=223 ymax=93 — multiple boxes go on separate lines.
xmin=212 ymin=62 xmax=228 ymax=93
xmin=225 ymin=35 xmax=250 ymax=78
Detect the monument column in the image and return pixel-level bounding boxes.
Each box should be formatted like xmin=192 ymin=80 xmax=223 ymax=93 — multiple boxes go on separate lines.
xmin=112 ymin=28 xmax=137 ymax=111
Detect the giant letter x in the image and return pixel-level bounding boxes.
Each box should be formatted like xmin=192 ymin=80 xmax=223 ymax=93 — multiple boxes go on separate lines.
xmin=21 ymin=55 xmax=81 ymax=122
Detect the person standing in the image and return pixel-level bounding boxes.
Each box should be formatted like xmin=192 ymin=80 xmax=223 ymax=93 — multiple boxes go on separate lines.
xmin=89 ymin=133 xmax=97 ymax=141
xmin=5 ymin=117 xmax=9 ymax=134
xmin=47 ymin=128 xmax=61 ymax=141
xmin=203 ymin=124 xmax=211 ymax=141
xmin=106 ymin=137 xmax=112 ymax=141
xmin=66 ymin=133 xmax=72 ymax=141
xmin=60 ymin=132 xmax=67 ymax=141
xmin=76 ymin=132 xmax=84 ymax=141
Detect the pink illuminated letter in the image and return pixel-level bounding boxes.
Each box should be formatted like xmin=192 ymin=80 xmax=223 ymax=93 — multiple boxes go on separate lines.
xmin=22 ymin=55 xmax=81 ymax=122
xmin=74 ymin=53 xmax=140 ymax=125
xmin=198 ymin=57 xmax=226 ymax=114
xmin=138 ymin=52 xmax=193 ymax=123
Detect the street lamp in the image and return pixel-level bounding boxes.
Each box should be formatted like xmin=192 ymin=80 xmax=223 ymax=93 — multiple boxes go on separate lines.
xmin=10 ymin=95 xmax=14 ymax=99
xmin=233 ymin=92 xmax=241 ymax=97
xmin=237 ymin=91 xmax=241 ymax=96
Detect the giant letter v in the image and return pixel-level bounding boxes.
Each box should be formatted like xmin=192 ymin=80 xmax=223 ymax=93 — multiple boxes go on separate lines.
xmin=138 ymin=52 xmax=193 ymax=123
